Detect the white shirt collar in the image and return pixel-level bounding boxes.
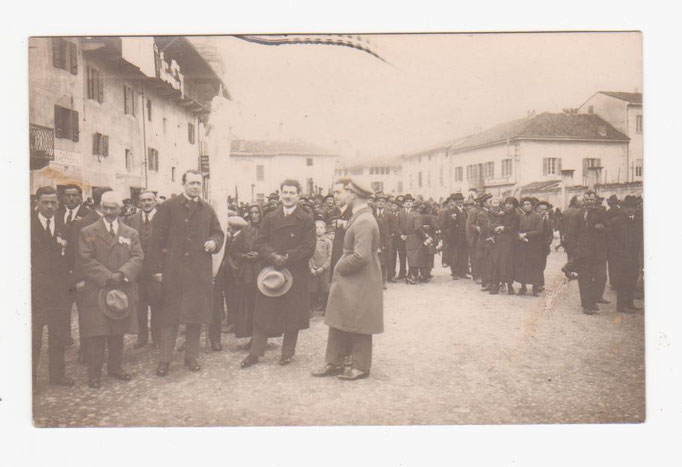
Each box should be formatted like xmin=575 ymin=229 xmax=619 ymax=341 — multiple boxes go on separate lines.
xmin=283 ymin=205 xmax=296 ymax=216
xmin=352 ymin=202 xmax=369 ymax=214
xmin=143 ymin=208 xmax=156 ymax=220
xmin=64 ymin=205 xmax=79 ymax=222
xmin=38 ymin=212 xmax=54 ymax=232
xmin=105 ymin=218 xmax=119 ymax=234
xmin=183 ymin=192 xmax=199 ymax=203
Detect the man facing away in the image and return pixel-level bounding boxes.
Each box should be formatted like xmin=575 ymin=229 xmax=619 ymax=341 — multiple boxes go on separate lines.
xmin=312 ymin=178 xmax=384 ymax=380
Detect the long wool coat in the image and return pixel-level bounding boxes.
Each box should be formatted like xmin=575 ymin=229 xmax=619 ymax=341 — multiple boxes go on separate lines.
xmin=490 ymin=210 xmax=520 ymax=284
xmin=76 ymin=219 xmax=143 ymax=338
xmin=325 ymin=206 xmax=384 ymax=335
xmin=149 ymin=195 xmax=225 ymax=326
xmin=253 ymin=205 xmax=316 ymax=335
xmin=514 ymin=211 xmax=545 ymax=285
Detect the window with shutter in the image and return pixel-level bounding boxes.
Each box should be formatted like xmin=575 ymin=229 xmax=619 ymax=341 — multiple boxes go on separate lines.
xmin=54 ymin=106 xmax=65 ymax=139
xmin=98 ymin=71 xmax=104 ymax=103
xmin=102 ymin=135 xmax=108 ymax=157
xmin=93 ymin=133 xmax=100 ymax=155
xmin=68 ymin=41 xmax=78 ymax=74
xmin=70 ymin=110 xmax=79 ymax=142
xmin=543 ymin=158 xmax=548 ymax=176
xmin=188 ymin=123 xmax=195 ymax=144
xmin=52 ymin=38 xmax=66 ymax=70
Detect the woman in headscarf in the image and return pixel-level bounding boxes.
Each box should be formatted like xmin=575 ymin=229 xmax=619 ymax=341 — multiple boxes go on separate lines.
xmin=228 ymin=203 xmax=264 ymax=343
xmin=514 ymin=197 xmax=545 ymax=296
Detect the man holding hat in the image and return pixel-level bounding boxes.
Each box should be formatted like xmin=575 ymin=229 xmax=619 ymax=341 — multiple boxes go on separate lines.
xmin=241 ymin=179 xmax=316 ymax=368
xmin=76 ymin=191 xmax=143 ymax=388
xmin=396 ymin=194 xmax=418 ymax=283
xmin=312 ymin=178 xmax=383 ymax=380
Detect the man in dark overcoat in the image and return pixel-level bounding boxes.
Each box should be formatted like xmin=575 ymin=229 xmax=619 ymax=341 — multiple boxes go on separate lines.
xmin=240 ymin=179 xmax=316 ymax=368
xmin=149 ymin=170 xmax=224 ymax=376
xmin=31 ymin=186 xmax=74 ymax=392
xmin=605 ymin=194 xmax=624 ymax=288
xmin=566 ymin=191 xmax=608 ymax=314
xmin=445 ymin=193 xmax=469 ymax=279
xmin=77 ymin=191 xmax=143 ymax=388
xmin=312 ymin=179 xmax=383 ymax=380
xmin=122 ymin=190 xmax=160 ymax=349
xmin=373 ymin=191 xmax=396 ymax=287
xmin=465 ymin=197 xmax=483 ymax=283
xmin=397 ymin=194 xmax=419 ymax=283
xmin=609 ymin=196 xmax=644 ymax=313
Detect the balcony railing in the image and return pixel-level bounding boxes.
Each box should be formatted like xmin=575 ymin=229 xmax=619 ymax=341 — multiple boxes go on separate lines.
xmin=30 ymin=124 xmax=54 ymax=170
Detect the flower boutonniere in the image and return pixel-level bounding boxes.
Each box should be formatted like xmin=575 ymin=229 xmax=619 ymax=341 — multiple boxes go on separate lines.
xmin=56 ymin=235 xmax=67 ymax=255
xmin=118 ymin=236 xmax=131 ymax=247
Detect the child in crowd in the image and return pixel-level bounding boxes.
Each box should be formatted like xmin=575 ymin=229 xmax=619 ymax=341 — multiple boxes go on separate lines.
xmin=309 ymin=219 xmax=332 ymax=315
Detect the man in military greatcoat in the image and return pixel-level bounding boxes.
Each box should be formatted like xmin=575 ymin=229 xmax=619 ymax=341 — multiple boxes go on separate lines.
xmin=150 ymin=170 xmax=225 ymax=376
xmin=609 ymin=196 xmax=644 ymax=313
xmin=312 ymin=179 xmax=383 ymax=380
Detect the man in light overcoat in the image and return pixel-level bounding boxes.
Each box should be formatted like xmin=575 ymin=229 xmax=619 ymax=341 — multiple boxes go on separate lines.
xmin=312 ymin=179 xmax=384 ymax=380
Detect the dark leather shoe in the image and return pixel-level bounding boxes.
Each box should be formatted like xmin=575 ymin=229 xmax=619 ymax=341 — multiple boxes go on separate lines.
xmin=507 ymin=286 xmax=515 ymax=295
xmin=337 ymin=368 xmax=370 ymax=380
xmin=156 ymin=362 xmax=170 ymax=377
xmin=583 ymin=307 xmax=596 ymax=315
xmin=88 ymin=379 xmax=101 ymax=389
xmin=184 ymin=359 xmax=201 ymax=371
xmin=628 ymin=304 xmax=642 ymax=311
xmin=517 ymin=287 xmax=527 ymax=296
xmin=49 ymin=376 xmax=75 ymax=387
xmin=596 ymin=298 xmax=610 ymax=304
xmin=590 ymin=304 xmax=600 ymax=311
xmin=311 ymin=364 xmax=344 ymax=377
xmin=109 ymin=370 xmax=131 ymax=381
xmin=279 ymin=356 xmax=293 ymax=366
xmin=210 ymin=341 xmax=224 ymax=352
xmin=387 ymin=278 xmax=397 ymax=283
xmin=617 ymin=307 xmax=636 ymax=314
xmin=240 ymin=355 xmax=259 ymax=368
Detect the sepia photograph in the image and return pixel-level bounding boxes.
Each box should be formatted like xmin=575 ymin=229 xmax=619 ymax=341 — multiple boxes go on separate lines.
xmin=27 ymin=31 xmax=645 ymax=428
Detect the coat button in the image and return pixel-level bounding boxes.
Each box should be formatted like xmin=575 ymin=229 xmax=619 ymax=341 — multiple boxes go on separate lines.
xmin=184 ymin=252 xmax=190 ymax=257
xmin=291 ymin=233 xmax=294 ymax=237
xmin=185 ymin=219 xmax=189 ymax=223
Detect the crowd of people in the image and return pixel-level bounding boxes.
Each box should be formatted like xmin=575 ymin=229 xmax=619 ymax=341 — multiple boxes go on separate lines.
xmin=30 ymin=172 xmax=643 ymax=393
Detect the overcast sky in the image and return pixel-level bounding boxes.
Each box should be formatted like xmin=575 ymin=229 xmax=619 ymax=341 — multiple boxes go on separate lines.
xmin=208 ymin=32 xmax=641 ymax=161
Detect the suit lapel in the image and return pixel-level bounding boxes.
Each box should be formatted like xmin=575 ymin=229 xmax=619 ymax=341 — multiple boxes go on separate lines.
xmin=95 ymin=218 xmax=116 ymax=247
xmin=347 ymin=206 xmax=370 ymax=230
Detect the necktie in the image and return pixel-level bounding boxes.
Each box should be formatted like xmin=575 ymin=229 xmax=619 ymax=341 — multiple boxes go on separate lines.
xmin=144 ymin=213 xmax=150 ymax=225
xmin=45 ymin=218 xmax=52 ymax=236
xmin=109 ymin=222 xmax=116 ymax=237
xmin=66 ymin=210 xmax=74 ymax=224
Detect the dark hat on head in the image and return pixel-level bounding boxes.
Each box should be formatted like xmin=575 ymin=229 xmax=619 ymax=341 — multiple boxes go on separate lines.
xmin=504 ymin=196 xmax=519 ymax=207
xmin=257 ymin=266 xmax=293 ymax=298
xmin=402 ymin=193 xmax=415 ymax=202
xmin=520 ymin=196 xmax=535 ymax=205
xmin=323 ymin=193 xmax=334 ymax=200
xmin=536 ymin=200 xmax=551 ymax=209
xmin=449 ymin=192 xmax=465 ymax=201
xmin=98 ymin=283 xmax=132 ymax=320
xmin=476 ymin=193 xmax=492 ymax=203
xmin=607 ymin=194 xmax=619 ymax=204
xmin=374 ymin=191 xmax=387 ymax=200
xmin=622 ymin=195 xmax=638 ymax=207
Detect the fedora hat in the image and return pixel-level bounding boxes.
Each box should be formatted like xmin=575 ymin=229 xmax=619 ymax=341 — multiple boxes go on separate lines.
xmin=257 ymin=266 xmax=293 ymax=298
xmin=98 ymin=284 xmax=132 ymax=320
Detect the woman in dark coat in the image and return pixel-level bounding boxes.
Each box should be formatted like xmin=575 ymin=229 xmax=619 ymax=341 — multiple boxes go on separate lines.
xmin=415 ymin=203 xmax=437 ymax=281
xmin=489 ymin=197 xmax=520 ymax=295
xmin=514 ymin=197 xmax=545 ymax=296
xmin=228 ymin=204 xmax=263 ymax=339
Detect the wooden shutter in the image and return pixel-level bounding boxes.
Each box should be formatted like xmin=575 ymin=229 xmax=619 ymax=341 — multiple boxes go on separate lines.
xmin=543 ymin=158 xmax=548 ymax=176
xmin=556 ymin=158 xmax=562 ymax=174
xmin=98 ymin=70 xmax=104 ymax=103
xmin=92 ymin=133 xmax=99 ymax=154
xmin=102 ymin=135 xmax=109 ymax=157
xmin=52 ymin=38 xmax=65 ymax=69
xmin=123 ymin=86 xmax=128 ymax=114
xmin=70 ymin=109 xmax=79 ymax=142
xmin=68 ymin=41 xmax=78 ymax=74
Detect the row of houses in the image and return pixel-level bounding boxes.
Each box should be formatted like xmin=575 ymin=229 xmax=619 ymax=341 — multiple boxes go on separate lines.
xmin=335 ymin=91 xmax=643 ymax=208
xmin=29 ymin=36 xmax=230 ymax=201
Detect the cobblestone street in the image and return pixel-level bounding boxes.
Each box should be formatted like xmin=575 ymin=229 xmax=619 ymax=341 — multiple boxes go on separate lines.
xmin=33 ymin=248 xmax=645 ymax=427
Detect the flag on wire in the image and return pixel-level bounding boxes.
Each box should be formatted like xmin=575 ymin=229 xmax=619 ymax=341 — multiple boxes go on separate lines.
xmin=235 ymin=34 xmax=386 ymax=63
